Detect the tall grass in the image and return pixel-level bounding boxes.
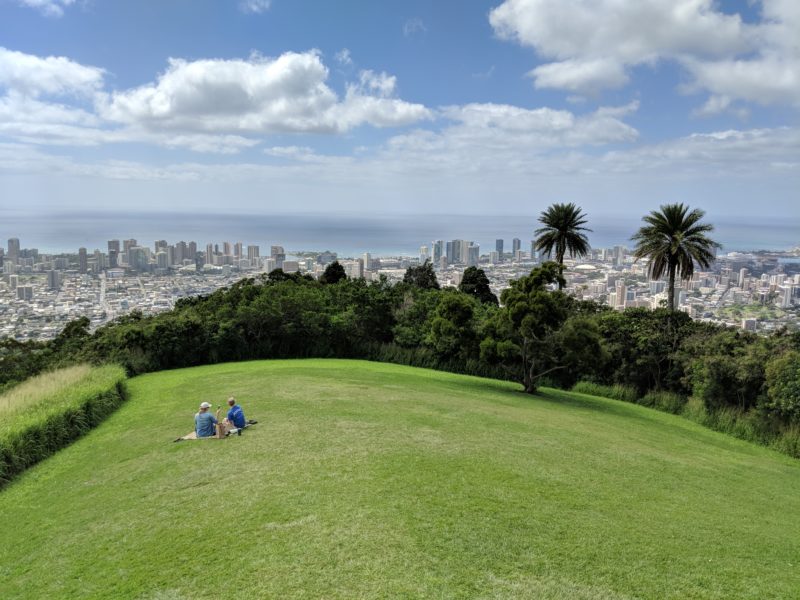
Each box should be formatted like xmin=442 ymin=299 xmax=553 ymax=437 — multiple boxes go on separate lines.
xmin=0 ymin=364 xmax=127 ymax=486
xmin=0 ymin=365 xmax=93 ymax=416
xmin=571 ymin=381 xmax=639 ymax=403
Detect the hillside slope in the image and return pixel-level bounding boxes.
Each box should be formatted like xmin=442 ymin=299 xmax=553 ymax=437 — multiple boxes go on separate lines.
xmin=1 ymin=359 xmax=799 ymax=599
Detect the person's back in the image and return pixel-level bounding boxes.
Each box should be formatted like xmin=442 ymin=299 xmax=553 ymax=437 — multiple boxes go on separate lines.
xmin=227 ymin=400 xmax=246 ymax=429
xmin=195 ymin=402 xmax=218 ymax=437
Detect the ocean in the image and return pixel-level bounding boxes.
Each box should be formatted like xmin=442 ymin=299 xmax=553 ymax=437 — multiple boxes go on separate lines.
xmin=3 ymin=211 xmax=799 ymax=257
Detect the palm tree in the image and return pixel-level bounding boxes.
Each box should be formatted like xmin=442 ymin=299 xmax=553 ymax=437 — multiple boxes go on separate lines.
xmin=632 ymin=203 xmax=720 ymax=312
xmin=534 ymin=203 xmax=591 ymax=288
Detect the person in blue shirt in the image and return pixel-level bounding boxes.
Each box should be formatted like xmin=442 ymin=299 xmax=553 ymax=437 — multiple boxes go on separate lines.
xmin=225 ymin=396 xmax=246 ymax=430
xmin=195 ymin=402 xmax=220 ymax=438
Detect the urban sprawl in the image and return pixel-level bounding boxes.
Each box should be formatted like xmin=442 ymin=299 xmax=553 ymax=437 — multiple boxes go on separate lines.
xmin=1 ymin=236 xmax=799 ymax=341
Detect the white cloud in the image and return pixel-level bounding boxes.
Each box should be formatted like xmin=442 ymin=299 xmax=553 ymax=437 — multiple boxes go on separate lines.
xmin=0 ymin=47 xmax=104 ymax=97
xmin=99 ymin=51 xmax=431 ymax=134
xmin=403 ymin=18 xmax=427 ymax=37
xmin=17 ymin=0 xmax=74 ymax=18
xmin=238 ymin=0 xmax=271 ymax=15
xmin=335 ymin=48 xmax=353 ymax=67
xmin=530 ymin=58 xmax=629 ymax=93
xmin=489 ymin=0 xmax=800 ymax=108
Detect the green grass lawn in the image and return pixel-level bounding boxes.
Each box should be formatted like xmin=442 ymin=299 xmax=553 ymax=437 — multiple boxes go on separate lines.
xmin=1 ymin=359 xmax=799 ymax=599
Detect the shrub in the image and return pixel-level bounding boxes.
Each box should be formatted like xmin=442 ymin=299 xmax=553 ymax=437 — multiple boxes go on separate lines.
xmin=638 ymin=391 xmax=687 ymax=415
xmin=681 ymin=396 xmax=707 ymax=423
xmin=572 ymin=381 xmax=638 ymax=403
xmin=0 ymin=364 xmax=127 ymax=486
xmin=772 ymin=426 xmax=800 ymax=459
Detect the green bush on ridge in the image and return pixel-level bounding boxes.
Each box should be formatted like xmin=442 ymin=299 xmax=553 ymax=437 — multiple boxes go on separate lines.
xmin=0 ymin=364 xmax=127 ymax=486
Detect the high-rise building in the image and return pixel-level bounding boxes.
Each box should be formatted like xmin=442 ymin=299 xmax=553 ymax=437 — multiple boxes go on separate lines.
xmin=614 ymin=245 xmax=625 ymax=267
xmin=271 ymin=246 xmax=286 ymax=269
xmin=0 ymin=247 xmax=4 ymax=268
xmin=128 ymin=247 xmax=150 ymax=272
xmin=108 ymin=240 xmax=119 ymax=268
xmin=154 ymin=240 xmax=168 ymax=253
xmin=205 ymin=243 xmax=214 ymax=265
xmin=615 ymin=280 xmax=626 ymax=308
xmin=223 ymin=242 xmax=232 ymax=256
xmin=123 ymin=239 xmax=137 ymax=252
xmin=530 ymin=241 xmax=537 ymax=262
xmin=7 ymin=238 xmax=20 ymax=263
xmin=466 ymin=244 xmax=480 ymax=267
xmin=235 ymin=242 xmax=243 ymax=259
xmin=9 ymin=274 xmax=18 ymax=289
xmin=47 ymin=269 xmax=60 ymax=290
xmin=432 ymin=240 xmax=444 ymax=264
xmin=93 ymin=249 xmax=104 ymax=273
xmin=316 ymin=251 xmax=336 ymax=265
xmin=156 ymin=252 xmax=169 ymax=269
xmin=247 ymin=245 xmax=260 ymax=261
xmin=496 ymin=239 xmax=504 ymax=256
xmin=363 ymin=252 xmax=372 ymax=271
xmin=17 ymin=285 xmax=33 ymax=300
xmin=174 ymin=241 xmax=187 ymax=264
xmin=188 ymin=241 xmax=197 ymax=257
xmin=445 ymin=241 xmax=455 ymax=264
xmin=512 ymin=238 xmax=521 ymax=254
xmin=78 ymin=247 xmax=88 ymax=274
xmin=490 ymin=251 xmax=499 ymax=264
xmin=419 ymin=245 xmax=429 ymax=263
xmin=739 ymin=268 xmax=749 ymax=287
xmin=456 ymin=240 xmax=472 ymax=264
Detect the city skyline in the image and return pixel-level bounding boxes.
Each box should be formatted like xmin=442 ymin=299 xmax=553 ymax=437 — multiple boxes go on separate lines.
xmin=1 ymin=1 xmax=798 ymax=220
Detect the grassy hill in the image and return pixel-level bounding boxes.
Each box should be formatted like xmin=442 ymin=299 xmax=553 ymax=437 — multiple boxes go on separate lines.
xmin=1 ymin=359 xmax=799 ymax=599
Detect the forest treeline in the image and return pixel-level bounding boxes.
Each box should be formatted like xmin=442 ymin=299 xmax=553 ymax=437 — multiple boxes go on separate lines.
xmin=2 ymin=259 xmax=799 ymax=455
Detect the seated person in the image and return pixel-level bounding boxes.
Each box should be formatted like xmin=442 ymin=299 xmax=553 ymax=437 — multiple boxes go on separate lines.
xmin=195 ymin=401 xmax=220 ymax=438
xmin=225 ymin=396 xmax=246 ymax=430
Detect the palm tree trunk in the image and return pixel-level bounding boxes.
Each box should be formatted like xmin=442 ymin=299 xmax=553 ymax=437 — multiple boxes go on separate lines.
xmin=556 ymin=250 xmax=565 ymax=290
xmin=667 ymin=262 xmax=676 ymax=312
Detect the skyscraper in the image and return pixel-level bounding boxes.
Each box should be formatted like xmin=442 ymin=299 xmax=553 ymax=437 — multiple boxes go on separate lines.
xmin=175 ymin=241 xmax=187 ymax=264
xmin=108 ymin=240 xmax=120 ymax=268
xmin=223 ymin=241 xmax=232 ymax=256
xmin=205 ymin=244 xmax=214 ymax=265
xmin=271 ymin=246 xmax=286 ymax=269
xmin=466 ymin=244 xmax=480 ymax=267
xmin=512 ymin=238 xmax=521 ymax=254
xmin=247 ymin=245 xmax=260 ymax=261
xmin=123 ymin=239 xmax=137 ymax=252
xmin=7 ymin=238 xmax=20 ymax=263
xmin=47 ymin=269 xmax=60 ymax=290
xmin=496 ymin=239 xmax=504 ymax=256
xmin=78 ymin=247 xmax=88 ymax=274
xmin=235 ymin=242 xmax=243 ymax=259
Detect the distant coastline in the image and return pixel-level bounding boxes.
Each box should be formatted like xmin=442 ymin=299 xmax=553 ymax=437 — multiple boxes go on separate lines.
xmin=4 ymin=210 xmax=799 ymax=257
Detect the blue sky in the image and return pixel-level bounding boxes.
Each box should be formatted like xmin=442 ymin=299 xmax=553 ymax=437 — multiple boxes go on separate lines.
xmin=0 ymin=0 xmax=798 ymax=223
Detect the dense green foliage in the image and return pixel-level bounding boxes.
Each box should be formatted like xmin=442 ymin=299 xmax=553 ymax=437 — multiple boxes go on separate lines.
xmin=458 ymin=266 xmax=498 ymax=305
xmin=2 ymin=259 xmax=799 ymax=457
xmin=2 ymin=360 xmax=799 ymax=599
xmin=0 ymin=364 xmax=126 ymax=485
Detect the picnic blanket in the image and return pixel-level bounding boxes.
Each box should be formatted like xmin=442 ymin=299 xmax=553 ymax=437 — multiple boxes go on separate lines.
xmin=174 ymin=422 xmax=255 ymax=442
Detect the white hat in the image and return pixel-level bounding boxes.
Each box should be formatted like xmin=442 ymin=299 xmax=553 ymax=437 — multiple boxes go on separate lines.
xmin=199 ymin=401 xmax=212 ymax=409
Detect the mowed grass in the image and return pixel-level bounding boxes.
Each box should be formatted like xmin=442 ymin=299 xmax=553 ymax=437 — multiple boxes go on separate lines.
xmin=1 ymin=360 xmax=799 ymax=599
